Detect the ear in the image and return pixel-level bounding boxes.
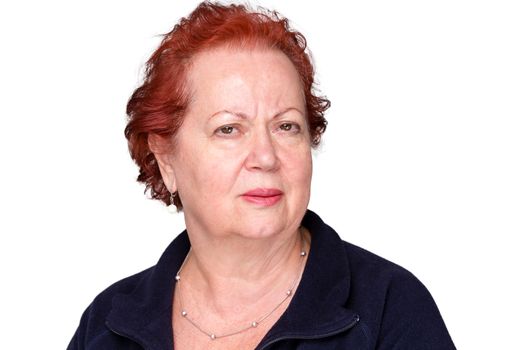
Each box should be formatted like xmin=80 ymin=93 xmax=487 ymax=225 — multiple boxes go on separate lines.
xmin=148 ymin=134 xmax=177 ymax=193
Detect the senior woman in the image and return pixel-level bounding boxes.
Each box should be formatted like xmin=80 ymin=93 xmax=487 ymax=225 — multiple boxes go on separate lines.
xmin=69 ymin=2 xmax=455 ymax=349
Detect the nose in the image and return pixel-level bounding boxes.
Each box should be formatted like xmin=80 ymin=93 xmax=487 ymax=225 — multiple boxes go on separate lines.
xmin=244 ymin=128 xmax=280 ymax=172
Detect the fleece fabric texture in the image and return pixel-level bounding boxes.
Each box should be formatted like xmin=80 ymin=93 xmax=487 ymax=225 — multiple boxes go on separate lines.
xmin=68 ymin=210 xmax=455 ymax=349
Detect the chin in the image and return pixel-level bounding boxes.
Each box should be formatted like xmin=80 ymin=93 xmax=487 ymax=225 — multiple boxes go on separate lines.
xmin=235 ymin=213 xmax=291 ymax=240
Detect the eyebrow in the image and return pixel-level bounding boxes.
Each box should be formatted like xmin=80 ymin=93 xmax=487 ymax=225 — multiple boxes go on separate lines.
xmin=208 ymin=107 xmax=303 ymax=121
xmin=209 ymin=110 xmax=248 ymax=120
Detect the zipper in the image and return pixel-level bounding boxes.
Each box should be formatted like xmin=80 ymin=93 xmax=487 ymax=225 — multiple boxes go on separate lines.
xmin=257 ymin=314 xmax=360 ymax=350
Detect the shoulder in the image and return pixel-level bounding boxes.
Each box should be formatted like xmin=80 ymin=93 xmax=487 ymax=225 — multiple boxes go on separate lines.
xmin=67 ymin=267 xmax=154 ymax=349
xmin=342 ymin=241 xmax=437 ymax=320
xmin=87 ymin=266 xmax=154 ymax=316
xmin=68 ymin=231 xmax=190 ymax=349
xmin=305 ymin=209 xmax=436 ymax=310
xmin=341 ymin=241 xmax=455 ymax=349
xmin=305 ymin=209 xmax=427 ymax=297
xmin=343 ymin=240 xmax=423 ymax=293
xmin=302 ymin=209 xmax=455 ymax=348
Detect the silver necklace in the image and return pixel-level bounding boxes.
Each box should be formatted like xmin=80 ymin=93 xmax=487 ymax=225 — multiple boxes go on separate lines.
xmin=174 ymin=229 xmax=308 ymax=341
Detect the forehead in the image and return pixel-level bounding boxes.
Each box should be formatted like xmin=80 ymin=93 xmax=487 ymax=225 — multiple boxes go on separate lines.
xmin=186 ymin=47 xmax=305 ymax=111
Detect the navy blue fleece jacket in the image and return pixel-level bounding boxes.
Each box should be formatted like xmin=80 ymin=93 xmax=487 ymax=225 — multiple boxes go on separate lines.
xmin=68 ymin=210 xmax=455 ymax=349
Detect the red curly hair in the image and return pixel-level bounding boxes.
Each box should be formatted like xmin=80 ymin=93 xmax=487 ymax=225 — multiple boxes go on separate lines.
xmin=124 ymin=1 xmax=330 ymax=209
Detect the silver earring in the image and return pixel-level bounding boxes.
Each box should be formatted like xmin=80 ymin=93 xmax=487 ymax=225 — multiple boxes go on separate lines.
xmin=167 ymin=192 xmax=178 ymax=214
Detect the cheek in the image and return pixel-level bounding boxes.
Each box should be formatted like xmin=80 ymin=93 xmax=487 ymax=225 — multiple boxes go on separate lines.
xmin=185 ymin=146 xmax=244 ymax=197
xmin=298 ymin=159 xmax=313 ymax=190
xmin=282 ymin=145 xmax=312 ymax=185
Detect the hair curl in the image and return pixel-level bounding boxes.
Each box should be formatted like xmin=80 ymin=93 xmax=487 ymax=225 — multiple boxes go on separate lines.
xmin=124 ymin=1 xmax=330 ymax=209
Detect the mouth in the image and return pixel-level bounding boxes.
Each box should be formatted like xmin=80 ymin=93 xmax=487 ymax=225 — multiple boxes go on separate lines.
xmin=241 ymin=188 xmax=283 ymax=206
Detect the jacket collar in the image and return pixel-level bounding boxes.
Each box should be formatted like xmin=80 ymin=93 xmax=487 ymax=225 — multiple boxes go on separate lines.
xmin=106 ymin=210 xmax=358 ymax=349
xmin=106 ymin=232 xmax=189 ymax=349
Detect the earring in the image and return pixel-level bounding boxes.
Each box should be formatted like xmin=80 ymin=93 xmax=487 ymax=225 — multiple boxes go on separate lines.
xmin=167 ymin=192 xmax=178 ymax=214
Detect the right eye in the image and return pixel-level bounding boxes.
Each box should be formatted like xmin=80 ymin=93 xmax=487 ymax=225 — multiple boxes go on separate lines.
xmin=218 ymin=126 xmax=234 ymax=134
xmin=214 ymin=125 xmax=240 ymax=137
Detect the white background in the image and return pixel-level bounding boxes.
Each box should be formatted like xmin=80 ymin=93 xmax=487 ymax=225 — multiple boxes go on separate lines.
xmin=1 ymin=0 xmax=524 ymax=348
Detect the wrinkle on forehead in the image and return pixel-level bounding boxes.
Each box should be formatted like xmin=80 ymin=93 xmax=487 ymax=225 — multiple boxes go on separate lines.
xmin=185 ymin=47 xmax=306 ymax=121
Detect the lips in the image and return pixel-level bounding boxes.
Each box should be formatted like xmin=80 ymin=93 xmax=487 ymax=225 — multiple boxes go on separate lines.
xmin=241 ymin=188 xmax=283 ymax=206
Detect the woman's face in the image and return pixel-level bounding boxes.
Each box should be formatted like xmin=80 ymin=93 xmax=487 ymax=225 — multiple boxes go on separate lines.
xmin=159 ymin=47 xmax=312 ymax=239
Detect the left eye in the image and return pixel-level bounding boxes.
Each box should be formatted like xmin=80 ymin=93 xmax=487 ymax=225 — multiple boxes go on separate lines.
xmin=279 ymin=123 xmax=297 ymax=132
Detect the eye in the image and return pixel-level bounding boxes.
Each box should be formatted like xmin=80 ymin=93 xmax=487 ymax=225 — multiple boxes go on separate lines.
xmin=279 ymin=122 xmax=300 ymax=133
xmin=214 ymin=124 xmax=240 ymax=137
xmin=219 ymin=126 xmax=234 ymax=134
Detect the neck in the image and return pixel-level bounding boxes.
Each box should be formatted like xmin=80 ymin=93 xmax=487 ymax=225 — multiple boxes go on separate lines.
xmin=178 ymin=225 xmax=310 ymax=317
